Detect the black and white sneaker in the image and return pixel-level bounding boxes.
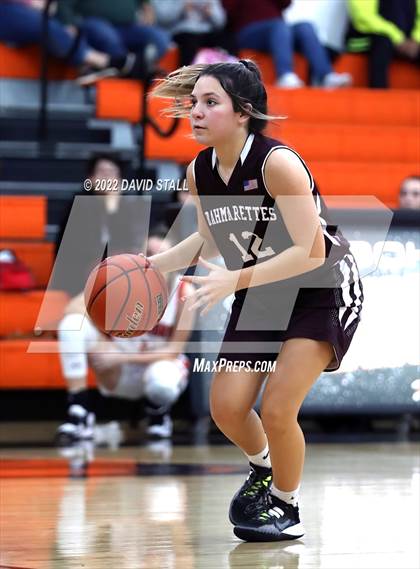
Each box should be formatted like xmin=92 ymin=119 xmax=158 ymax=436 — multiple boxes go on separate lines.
xmin=146 ymin=413 xmax=173 ymax=439
xmin=56 ymin=404 xmax=95 ymax=446
xmin=76 ymin=53 xmax=137 ymax=86
xmin=233 ymin=494 xmax=305 ymax=542
xmin=229 ymin=463 xmax=272 ymax=525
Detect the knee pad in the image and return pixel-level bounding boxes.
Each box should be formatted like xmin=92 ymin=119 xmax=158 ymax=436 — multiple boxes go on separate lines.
xmin=143 ymin=359 xmax=188 ymax=408
xmin=58 ymin=314 xmax=100 ymax=380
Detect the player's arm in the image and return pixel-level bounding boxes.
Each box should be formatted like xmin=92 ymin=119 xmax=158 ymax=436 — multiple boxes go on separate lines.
xmin=236 ymin=148 xmax=325 ymax=291
xmin=90 ymin=341 xmax=179 ymax=369
xmin=148 ymin=161 xmax=219 ymax=274
xmin=122 ymin=283 xmax=197 ymax=362
xmin=90 ymin=283 xmax=197 ymax=368
xmin=136 ymin=283 xmax=196 ymax=363
xmin=90 ymin=348 xmax=169 ymax=369
xmin=140 ymin=282 xmax=197 ymax=358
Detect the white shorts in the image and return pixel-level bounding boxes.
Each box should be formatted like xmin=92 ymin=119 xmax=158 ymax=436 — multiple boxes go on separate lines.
xmin=59 ymin=314 xmax=189 ymax=403
xmin=98 ymin=356 xmax=189 ymax=402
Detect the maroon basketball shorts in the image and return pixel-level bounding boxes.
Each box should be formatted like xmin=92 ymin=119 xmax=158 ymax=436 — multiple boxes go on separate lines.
xmin=217 ymin=299 xmax=361 ymax=372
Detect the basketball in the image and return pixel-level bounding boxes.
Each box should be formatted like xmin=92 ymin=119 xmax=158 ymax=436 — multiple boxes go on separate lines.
xmin=84 ymin=253 xmax=168 ymax=338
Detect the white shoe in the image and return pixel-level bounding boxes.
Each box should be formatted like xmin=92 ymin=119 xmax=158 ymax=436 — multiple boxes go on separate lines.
xmin=145 ymin=439 xmax=173 ymax=460
xmin=146 ymin=414 xmax=173 ymax=439
xmin=94 ymin=421 xmax=124 ymax=449
xmin=322 ymin=72 xmax=352 ymax=88
xmin=275 ymin=72 xmax=305 ymax=89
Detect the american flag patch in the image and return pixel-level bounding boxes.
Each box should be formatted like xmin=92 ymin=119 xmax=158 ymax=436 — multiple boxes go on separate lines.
xmin=243 ymin=179 xmax=258 ymax=191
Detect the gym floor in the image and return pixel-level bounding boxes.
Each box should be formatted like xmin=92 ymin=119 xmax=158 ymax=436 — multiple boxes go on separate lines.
xmin=0 ymin=442 xmax=419 ymax=569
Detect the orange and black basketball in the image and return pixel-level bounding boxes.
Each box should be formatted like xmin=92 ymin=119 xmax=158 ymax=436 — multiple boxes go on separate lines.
xmin=84 ymin=253 xmax=168 ymax=337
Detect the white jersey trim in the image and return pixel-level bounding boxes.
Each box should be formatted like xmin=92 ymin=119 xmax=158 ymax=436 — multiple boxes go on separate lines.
xmin=192 ymin=157 xmax=197 ymax=184
xmin=240 ymin=132 xmax=255 ymax=164
xmin=211 ymin=132 xmax=255 ymax=169
xmin=338 ymin=253 xmax=363 ymax=329
xmin=262 ymin=145 xmax=343 ymax=248
xmin=261 ymin=145 xmax=314 ymax=198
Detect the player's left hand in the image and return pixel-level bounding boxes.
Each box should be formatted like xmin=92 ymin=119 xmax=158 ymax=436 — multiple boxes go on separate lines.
xmin=180 ymin=257 xmax=238 ymax=316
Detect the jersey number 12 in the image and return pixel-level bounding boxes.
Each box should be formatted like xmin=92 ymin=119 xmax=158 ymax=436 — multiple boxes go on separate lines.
xmin=229 ymin=231 xmax=275 ymax=262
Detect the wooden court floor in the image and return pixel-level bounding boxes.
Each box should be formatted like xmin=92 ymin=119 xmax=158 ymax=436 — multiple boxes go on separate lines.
xmin=0 ymin=443 xmax=419 ymax=569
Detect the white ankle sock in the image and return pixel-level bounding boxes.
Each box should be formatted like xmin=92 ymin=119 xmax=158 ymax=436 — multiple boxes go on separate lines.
xmin=246 ymin=444 xmax=271 ymax=468
xmin=270 ymin=484 xmax=300 ymax=507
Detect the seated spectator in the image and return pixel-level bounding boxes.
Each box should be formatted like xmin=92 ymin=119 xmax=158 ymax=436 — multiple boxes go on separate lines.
xmin=223 ymin=0 xmax=352 ymax=87
xmin=56 ymin=0 xmax=171 ymax=83
xmin=152 ymin=0 xmax=234 ymax=67
xmin=53 ymin=152 xmax=147 ymax=296
xmin=398 ymin=175 xmax=420 ymax=210
xmin=56 ymin=233 xmax=197 ymax=444
xmin=283 ymin=0 xmax=350 ymax=60
xmin=0 ymin=0 xmax=130 ymax=80
xmin=347 ymin=0 xmax=420 ymax=88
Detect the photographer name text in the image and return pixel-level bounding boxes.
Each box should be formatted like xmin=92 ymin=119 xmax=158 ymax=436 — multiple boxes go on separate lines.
xmin=83 ymin=178 xmax=188 ymax=192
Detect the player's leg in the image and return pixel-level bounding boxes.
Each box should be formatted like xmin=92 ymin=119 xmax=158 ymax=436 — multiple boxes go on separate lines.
xmin=210 ymin=367 xmax=266 ymax=453
xmin=94 ymin=355 xmax=189 ymax=440
xmin=56 ymin=314 xmax=99 ymax=444
xmin=210 ymin=367 xmax=273 ymax=524
xmin=141 ymin=357 xmax=189 ymax=439
xmin=234 ymin=338 xmax=333 ymax=541
xmin=262 ymin=338 xmax=333 ymax=491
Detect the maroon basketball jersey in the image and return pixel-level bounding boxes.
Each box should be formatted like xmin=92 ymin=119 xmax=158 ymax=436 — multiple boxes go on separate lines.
xmin=193 ymin=133 xmax=363 ymax=325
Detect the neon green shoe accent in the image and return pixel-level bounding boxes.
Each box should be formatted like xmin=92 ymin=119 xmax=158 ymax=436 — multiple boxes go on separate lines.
xmin=242 ymin=475 xmax=272 ymax=497
xmin=258 ymin=511 xmax=271 ymax=521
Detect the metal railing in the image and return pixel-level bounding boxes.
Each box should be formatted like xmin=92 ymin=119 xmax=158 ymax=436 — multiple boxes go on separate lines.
xmin=138 ymin=70 xmax=179 ymax=175
xmin=37 ymin=4 xmax=180 ymax=170
xmin=37 ymin=0 xmax=54 ymax=142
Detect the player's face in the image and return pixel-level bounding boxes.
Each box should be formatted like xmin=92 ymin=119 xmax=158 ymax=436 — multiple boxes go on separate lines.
xmin=190 ymin=75 xmax=243 ymax=145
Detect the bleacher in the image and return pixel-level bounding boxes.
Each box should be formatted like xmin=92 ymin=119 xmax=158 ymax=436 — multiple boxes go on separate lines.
xmin=0 ymin=42 xmax=419 ymax=406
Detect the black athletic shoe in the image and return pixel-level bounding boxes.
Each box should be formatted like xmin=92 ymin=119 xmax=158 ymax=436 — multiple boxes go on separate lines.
xmin=229 ymin=463 xmax=272 ymax=525
xmin=56 ymin=404 xmax=95 ymax=446
xmin=233 ymin=494 xmax=305 ymax=542
xmin=76 ymin=53 xmax=136 ymax=86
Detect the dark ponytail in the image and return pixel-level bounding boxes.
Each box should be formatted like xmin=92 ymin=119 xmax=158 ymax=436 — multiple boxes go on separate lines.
xmin=151 ymin=60 xmax=284 ymax=131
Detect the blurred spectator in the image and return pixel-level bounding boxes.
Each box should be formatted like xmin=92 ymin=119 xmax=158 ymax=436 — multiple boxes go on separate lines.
xmin=151 ymin=0 xmax=234 ymax=66
xmin=283 ymin=0 xmax=349 ymax=59
xmin=223 ymin=0 xmax=352 ymax=87
xmin=56 ymin=0 xmax=171 ymax=82
xmin=0 ymin=0 xmax=130 ymax=80
xmin=398 ymin=175 xmax=420 ymax=210
xmin=56 ymin=233 xmax=197 ymax=444
xmin=347 ymin=0 xmax=420 ymax=88
xmin=52 ymin=153 xmax=147 ymax=295
xmin=165 ymin=180 xmax=198 ymax=244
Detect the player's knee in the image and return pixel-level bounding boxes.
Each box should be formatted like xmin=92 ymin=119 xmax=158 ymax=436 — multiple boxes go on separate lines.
xmin=260 ymin=399 xmax=297 ymax=435
xmin=143 ymin=360 xmax=187 ymax=408
xmin=58 ymin=313 xmax=98 ymax=348
xmin=58 ymin=316 xmax=89 ymax=381
xmin=58 ymin=314 xmax=81 ymax=345
xmin=210 ymin=398 xmax=247 ymax=429
xmin=209 ymin=405 xmax=230 ymax=429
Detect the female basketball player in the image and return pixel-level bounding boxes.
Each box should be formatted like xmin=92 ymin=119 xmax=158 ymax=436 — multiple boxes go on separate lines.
xmin=148 ymin=60 xmax=363 ymax=542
